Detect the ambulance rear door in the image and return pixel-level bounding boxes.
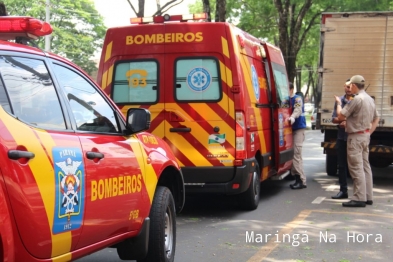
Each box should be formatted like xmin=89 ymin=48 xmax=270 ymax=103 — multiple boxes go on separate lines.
xmin=162 ymin=23 xmax=235 ymax=182
xmin=263 ymin=43 xmax=293 ymax=174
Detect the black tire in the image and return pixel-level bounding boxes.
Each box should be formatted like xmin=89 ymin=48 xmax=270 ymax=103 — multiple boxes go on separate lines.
xmin=311 ymin=124 xmax=316 ymax=130
xmin=326 ymin=154 xmax=338 ymax=176
xmin=369 ymin=157 xmax=392 ymax=168
xmin=138 ymin=186 xmax=176 ymax=262
xmin=240 ymin=163 xmax=261 ymax=210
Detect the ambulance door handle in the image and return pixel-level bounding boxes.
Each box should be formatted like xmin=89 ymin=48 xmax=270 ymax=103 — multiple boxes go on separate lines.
xmin=170 ymin=127 xmax=191 ymax=132
xmin=86 ymin=151 xmax=104 ymax=160
xmin=175 ymin=84 xmax=181 ymax=88
xmin=8 ymin=150 xmax=35 ymax=160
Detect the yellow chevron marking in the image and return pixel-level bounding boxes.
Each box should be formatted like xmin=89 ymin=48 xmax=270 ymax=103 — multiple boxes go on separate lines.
xmin=129 ymin=136 xmax=157 ymax=204
xmin=168 ymin=103 xmax=235 ymax=148
xmin=165 ymin=121 xmax=211 ymax=166
xmin=150 ymin=119 xmax=165 ymax=140
xmin=104 ymin=41 xmax=113 ymax=62
xmin=0 ymin=110 xmax=72 ymax=257
xmin=221 ymin=37 xmax=230 ymax=59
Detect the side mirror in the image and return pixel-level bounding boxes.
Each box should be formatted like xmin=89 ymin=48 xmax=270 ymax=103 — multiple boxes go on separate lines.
xmin=126 ymin=108 xmax=151 ymax=134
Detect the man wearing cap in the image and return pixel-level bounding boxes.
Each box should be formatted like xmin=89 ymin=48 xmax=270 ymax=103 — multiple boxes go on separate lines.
xmin=331 ymin=79 xmax=353 ymax=200
xmin=334 ymin=75 xmax=380 ymax=207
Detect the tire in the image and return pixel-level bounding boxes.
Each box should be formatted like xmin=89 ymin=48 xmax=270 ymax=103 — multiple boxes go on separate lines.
xmin=240 ymin=163 xmax=261 ymax=210
xmin=311 ymin=124 xmax=316 ymax=130
xmin=326 ymin=154 xmax=338 ymax=176
xmin=138 ymin=186 xmax=176 ymax=262
xmin=369 ymin=157 xmax=392 ymax=168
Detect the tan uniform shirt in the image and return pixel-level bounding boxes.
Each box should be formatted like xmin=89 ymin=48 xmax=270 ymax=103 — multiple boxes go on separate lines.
xmin=341 ymin=90 xmax=379 ymax=133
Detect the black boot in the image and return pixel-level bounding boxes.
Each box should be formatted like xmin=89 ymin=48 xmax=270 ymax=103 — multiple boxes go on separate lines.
xmin=290 ymin=175 xmax=300 ymax=188
xmin=290 ymin=175 xmax=307 ymax=189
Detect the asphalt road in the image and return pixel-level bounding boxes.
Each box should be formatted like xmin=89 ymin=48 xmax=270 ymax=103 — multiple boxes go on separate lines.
xmin=77 ymin=129 xmax=393 ymax=262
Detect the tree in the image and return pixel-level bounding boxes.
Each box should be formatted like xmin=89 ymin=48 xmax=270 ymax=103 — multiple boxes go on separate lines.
xmin=4 ymin=0 xmax=106 ymax=75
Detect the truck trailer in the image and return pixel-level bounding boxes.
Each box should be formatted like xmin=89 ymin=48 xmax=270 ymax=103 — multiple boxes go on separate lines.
xmin=316 ymin=11 xmax=393 ymax=176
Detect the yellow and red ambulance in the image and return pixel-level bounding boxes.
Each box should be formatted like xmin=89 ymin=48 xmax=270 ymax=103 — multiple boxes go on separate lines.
xmin=0 ymin=16 xmax=184 ymax=262
xmin=98 ymin=14 xmax=294 ymax=210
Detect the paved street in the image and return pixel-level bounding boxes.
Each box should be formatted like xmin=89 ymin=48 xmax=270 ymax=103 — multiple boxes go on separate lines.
xmin=78 ymin=129 xmax=393 ymax=262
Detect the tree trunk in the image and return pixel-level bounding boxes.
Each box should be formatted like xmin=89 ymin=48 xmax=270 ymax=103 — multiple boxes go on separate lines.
xmin=156 ymin=0 xmax=161 ymax=15
xmin=272 ymin=0 xmax=313 ymax=84
xmin=137 ymin=0 xmax=145 ymax=17
xmin=203 ymin=0 xmax=211 ymax=22
xmin=215 ymin=0 xmax=226 ymax=22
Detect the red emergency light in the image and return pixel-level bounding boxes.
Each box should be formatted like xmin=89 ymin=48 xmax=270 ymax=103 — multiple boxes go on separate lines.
xmin=0 ymin=16 xmax=52 ymax=40
xmin=130 ymin=13 xmax=208 ymax=24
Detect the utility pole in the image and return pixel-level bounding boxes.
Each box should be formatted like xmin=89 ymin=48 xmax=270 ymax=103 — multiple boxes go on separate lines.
xmin=45 ymin=0 xmax=51 ymax=51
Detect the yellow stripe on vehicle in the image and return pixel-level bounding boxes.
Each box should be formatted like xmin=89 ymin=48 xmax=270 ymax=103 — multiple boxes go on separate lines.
xmin=34 ymin=131 xmax=73 ymax=257
xmin=104 ymin=41 xmax=113 ymax=62
xmin=221 ymin=36 xmax=230 ymax=59
xmin=219 ymin=61 xmax=233 ymax=88
xmin=0 ymin=111 xmax=72 ymax=257
xmin=101 ymin=70 xmax=108 ymax=90
xmin=128 ymin=136 xmax=157 ymax=204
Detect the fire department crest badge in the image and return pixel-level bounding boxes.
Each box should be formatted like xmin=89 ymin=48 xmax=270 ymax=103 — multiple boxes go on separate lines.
xmin=52 ymin=147 xmax=85 ymax=234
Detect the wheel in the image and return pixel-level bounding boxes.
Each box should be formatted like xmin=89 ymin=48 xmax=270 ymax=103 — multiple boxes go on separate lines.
xmin=326 ymin=154 xmax=338 ymax=176
xmin=240 ymin=163 xmax=260 ymax=210
xmin=138 ymin=186 xmax=176 ymax=262
xmin=370 ymin=157 xmax=392 ymax=168
xmin=311 ymin=124 xmax=316 ymax=130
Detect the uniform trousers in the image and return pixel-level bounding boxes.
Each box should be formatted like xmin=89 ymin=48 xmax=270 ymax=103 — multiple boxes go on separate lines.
xmin=291 ymin=128 xmax=306 ymax=185
xmin=347 ymin=133 xmax=373 ymax=202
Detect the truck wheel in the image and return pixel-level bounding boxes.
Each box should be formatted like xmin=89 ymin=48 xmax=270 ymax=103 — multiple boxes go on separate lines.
xmin=370 ymin=157 xmax=392 ymax=168
xmin=326 ymin=154 xmax=338 ymax=176
xmin=138 ymin=186 xmax=176 ymax=262
xmin=240 ymin=163 xmax=260 ymax=210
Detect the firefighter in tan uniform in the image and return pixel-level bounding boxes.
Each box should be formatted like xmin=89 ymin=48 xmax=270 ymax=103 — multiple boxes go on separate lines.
xmin=334 ymin=75 xmax=380 ymax=207
xmin=287 ymin=83 xmax=307 ymax=189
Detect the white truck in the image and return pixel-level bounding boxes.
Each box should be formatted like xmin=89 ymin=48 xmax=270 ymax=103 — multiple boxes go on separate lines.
xmin=316 ymin=11 xmax=393 ymax=176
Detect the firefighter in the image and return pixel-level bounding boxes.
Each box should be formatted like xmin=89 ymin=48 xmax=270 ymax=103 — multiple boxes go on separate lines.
xmin=334 ymin=75 xmax=380 ymax=207
xmin=287 ymin=83 xmax=307 ymax=190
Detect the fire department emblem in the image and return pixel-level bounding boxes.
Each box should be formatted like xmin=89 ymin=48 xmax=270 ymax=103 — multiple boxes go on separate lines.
xmin=52 ymin=147 xmax=85 ymax=234
xmin=187 ymin=67 xmax=211 ymax=92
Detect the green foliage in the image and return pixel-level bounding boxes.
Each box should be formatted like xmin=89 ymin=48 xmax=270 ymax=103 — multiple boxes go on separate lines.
xmin=3 ymin=0 xmax=106 ymax=75
xmin=226 ymin=0 xmax=393 ymax=99
xmin=188 ymin=0 xmax=216 ymax=20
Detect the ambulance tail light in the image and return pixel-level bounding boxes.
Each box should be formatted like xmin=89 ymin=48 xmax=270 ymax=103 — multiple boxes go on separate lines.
xmin=235 ymin=111 xmax=246 ymax=161
xmin=0 ymin=17 xmax=52 ymax=39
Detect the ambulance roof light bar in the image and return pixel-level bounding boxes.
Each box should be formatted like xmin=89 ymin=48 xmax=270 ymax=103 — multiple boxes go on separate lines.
xmin=0 ymin=16 xmax=53 ymax=40
xmin=130 ymin=13 xmax=208 ymax=24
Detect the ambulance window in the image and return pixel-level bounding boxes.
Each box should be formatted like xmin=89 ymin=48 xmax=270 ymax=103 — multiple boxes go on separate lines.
xmin=0 ymin=56 xmax=66 ymax=130
xmin=272 ymin=63 xmax=289 ymax=107
xmin=175 ymin=58 xmax=221 ymax=102
xmin=112 ymin=60 xmax=158 ymax=104
xmin=53 ymin=64 xmax=120 ymax=133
